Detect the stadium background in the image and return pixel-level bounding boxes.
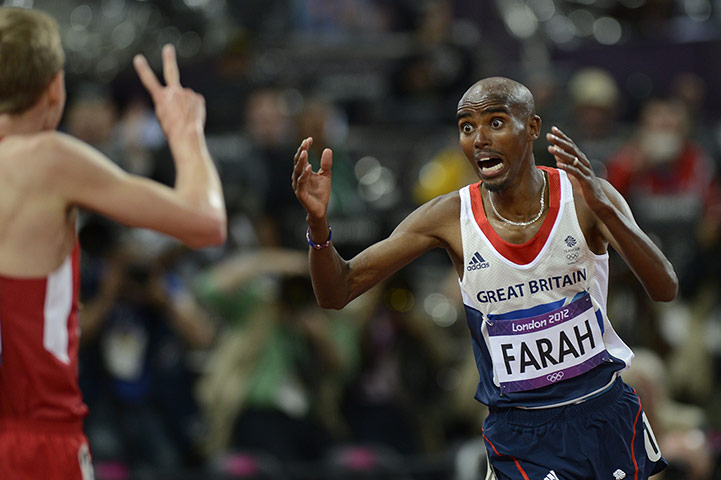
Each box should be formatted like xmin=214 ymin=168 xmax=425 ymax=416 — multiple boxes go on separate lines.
xmin=5 ymin=0 xmax=721 ymax=478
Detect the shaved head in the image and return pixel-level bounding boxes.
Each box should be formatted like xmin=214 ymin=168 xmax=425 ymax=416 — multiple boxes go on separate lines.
xmin=458 ymin=77 xmax=536 ymax=120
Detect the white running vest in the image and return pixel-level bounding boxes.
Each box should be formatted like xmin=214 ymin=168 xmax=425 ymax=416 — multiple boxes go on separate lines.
xmin=458 ymin=167 xmax=633 ymax=408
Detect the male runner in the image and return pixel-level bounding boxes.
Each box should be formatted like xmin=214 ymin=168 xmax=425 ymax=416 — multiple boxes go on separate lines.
xmin=292 ymin=76 xmax=677 ymax=479
xmin=0 ymin=7 xmax=225 ymax=479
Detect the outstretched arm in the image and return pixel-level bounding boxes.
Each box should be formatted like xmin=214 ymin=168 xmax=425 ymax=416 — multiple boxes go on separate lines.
xmin=292 ymin=137 xmax=454 ymax=309
xmin=52 ymin=45 xmax=226 ymax=248
xmin=547 ymin=126 xmax=678 ymax=302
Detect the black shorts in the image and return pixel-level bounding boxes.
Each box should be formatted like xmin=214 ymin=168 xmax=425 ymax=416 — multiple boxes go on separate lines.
xmin=482 ymin=378 xmax=666 ymax=479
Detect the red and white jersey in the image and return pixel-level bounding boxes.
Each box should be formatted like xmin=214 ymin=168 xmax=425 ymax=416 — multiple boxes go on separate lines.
xmin=458 ymin=167 xmax=634 ymax=408
xmin=0 ymin=241 xmax=88 ymax=426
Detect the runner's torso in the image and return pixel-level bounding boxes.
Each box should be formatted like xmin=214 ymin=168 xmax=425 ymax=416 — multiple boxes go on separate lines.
xmin=458 ymin=167 xmax=633 ymax=409
xmin=0 ymin=239 xmax=88 ymax=426
xmin=0 ymin=134 xmax=77 ymax=277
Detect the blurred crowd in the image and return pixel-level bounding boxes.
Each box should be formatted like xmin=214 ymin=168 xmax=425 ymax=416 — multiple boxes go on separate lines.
xmin=26 ymin=0 xmax=721 ymax=478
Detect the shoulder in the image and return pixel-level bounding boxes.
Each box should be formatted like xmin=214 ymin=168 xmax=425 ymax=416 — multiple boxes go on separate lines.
xmin=394 ymin=190 xmax=462 ymax=250
xmin=410 ymin=190 xmax=462 ymax=228
xmin=1 ymin=132 xmax=114 ymax=195
xmin=0 ymin=131 xmax=83 ymax=168
xmin=0 ymin=132 xmax=60 ymax=184
xmin=423 ymin=190 xmax=461 ymax=211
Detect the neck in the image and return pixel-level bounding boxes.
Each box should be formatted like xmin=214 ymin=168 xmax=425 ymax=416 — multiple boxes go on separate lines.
xmin=485 ymin=166 xmax=546 ymax=221
xmin=488 ymin=165 xmax=543 ymax=199
xmin=0 ymin=100 xmax=56 ymax=137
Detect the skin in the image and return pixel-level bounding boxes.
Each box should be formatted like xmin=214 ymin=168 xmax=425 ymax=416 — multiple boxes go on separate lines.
xmin=0 ymin=45 xmax=226 ymax=277
xmin=292 ymin=77 xmax=678 ymax=309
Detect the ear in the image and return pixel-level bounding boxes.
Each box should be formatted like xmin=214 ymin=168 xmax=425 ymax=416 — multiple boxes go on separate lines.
xmin=46 ymin=71 xmax=65 ymax=108
xmin=528 ymin=114 xmax=541 ymax=140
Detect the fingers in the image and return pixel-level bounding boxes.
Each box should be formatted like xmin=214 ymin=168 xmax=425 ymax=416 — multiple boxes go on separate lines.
xmin=133 ymin=54 xmax=162 ymax=97
xmin=292 ymin=137 xmax=312 ymax=191
xmin=547 ymin=142 xmax=583 ymax=172
xmin=296 ymin=163 xmax=313 ymax=193
xmin=293 ymin=137 xmax=312 ymax=167
xmin=319 ymin=148 xmax=333 ymax=174
xmin=546 ymin=128 xmax=575 ymax=152
xmin=551 ymin=125 xmax=572 ymax=142
xmin=546 ymin=126 xmax=587 ymax=172
xmin=162 ymin=44 xmax=181 ymax=86
xmin=133 ymin=44 xmax=181 ymax=97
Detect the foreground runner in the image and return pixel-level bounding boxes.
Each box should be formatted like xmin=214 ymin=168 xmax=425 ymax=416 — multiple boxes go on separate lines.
xmin=292 ymin=76 xmax=676 ymax=479
xmin=0 ymin=7 xmax=225 ymax=479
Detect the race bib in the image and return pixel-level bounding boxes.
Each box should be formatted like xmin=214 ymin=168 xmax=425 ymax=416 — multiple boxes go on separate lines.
xmin=487 ymin=293 xmax=608 ymax=393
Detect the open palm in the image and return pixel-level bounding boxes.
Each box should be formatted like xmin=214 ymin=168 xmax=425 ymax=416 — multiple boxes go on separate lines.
xmin=546 ymin=126 xmax=609 ymax=212
xmin=292 ymin=137 xmax=333 ymax=221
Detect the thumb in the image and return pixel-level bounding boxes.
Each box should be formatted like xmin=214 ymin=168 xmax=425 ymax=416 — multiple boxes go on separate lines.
xmin=318 ymin=148 xmax=333 ymax=175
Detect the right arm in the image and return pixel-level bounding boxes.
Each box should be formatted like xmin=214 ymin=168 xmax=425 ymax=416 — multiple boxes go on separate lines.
xmin=51 ymin=45 xmax=226 ymax=248
xmin=292 ymin=138 xmax=459 ymax=309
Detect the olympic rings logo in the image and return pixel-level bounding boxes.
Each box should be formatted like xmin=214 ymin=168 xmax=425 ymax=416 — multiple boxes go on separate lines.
xmin=546 ymin=371 xmax=565 ymax=383
xmin=566 ymin=253 xmax=578 ymax=261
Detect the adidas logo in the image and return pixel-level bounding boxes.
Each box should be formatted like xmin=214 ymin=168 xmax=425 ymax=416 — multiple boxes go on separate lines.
xmin=612 ymin=470 xmax=626 ymax=480
xmin=544 ymin=471 xmax=559 ymax=480
xmin=467 ymin=252 xmax=490 ymax=271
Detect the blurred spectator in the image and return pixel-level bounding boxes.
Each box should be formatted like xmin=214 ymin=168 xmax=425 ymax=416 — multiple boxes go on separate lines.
xmin=603 ymin=98 xmax=720 ymax=357
xmin=64 ymin=84 xmax=121 ymax=159
xmin=296 ymin=98 xmax=378 ymax=255
xmin=79 ymin=235 xmax=215 ymax=474
xmin=297 ymin=98 xmax=363 ymax=218
xmin=623 ymin=348 xmax=713 ymax=480
xmin=195 ymin=249 xmax=356 ymax=463
xmin=412 ymin=143 xmax=477 ymax=206
xmin=388 ymin=0 xmax=474 ymax=125
xmin=605 ymin=97 xmax=721 ymax=278
xmin=340 ymin=274 xmax=452 ymax=455
xmin=528 ymin=70 xmax=566 ymax=168
xmin=668 ymin=72 xmax=721 ymax=165
xmin=565 ymin=67 xmax=627 ymax=173
xmin=115 ymin=96 xmax=166 ymax=179
xmin=291 ymin=0 xmax=391 ymax=34
xmin=65 ymin=85 xmax=169 ymax=186
xmin=240 ymin=87 xmax=303 ymax=247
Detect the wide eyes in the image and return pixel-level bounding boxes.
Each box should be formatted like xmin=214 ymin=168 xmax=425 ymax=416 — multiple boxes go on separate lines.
xmin=459 ymin=118 xmax=505 ymax=134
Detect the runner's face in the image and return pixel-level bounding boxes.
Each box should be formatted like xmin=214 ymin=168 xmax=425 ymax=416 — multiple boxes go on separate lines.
xmin=457 ymin=87 xmax=537 ymax=191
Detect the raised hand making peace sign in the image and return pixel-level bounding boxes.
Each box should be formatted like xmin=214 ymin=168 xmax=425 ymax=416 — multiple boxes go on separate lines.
xmin=133 ymin=44 xmax=206 ymax=143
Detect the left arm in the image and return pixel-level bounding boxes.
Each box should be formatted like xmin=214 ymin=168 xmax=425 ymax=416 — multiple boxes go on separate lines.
xmin=547 ymin=126 xmax=678 ymax=302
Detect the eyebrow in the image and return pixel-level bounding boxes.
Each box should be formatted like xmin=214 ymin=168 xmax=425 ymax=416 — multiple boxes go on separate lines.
xmin=456 ymin=106 xmax=510 ymax=120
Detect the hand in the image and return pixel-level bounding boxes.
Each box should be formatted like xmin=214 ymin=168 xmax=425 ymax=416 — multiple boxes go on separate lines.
xmin=292 ymin=137 xmax=333 ymax=222
xmin=133 ymin=44 xmax=206 ymax=142
xmin=547 ymin=126 xmax=609 ymax=212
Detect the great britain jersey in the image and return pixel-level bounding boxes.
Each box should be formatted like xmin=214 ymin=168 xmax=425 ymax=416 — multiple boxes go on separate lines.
xmin=458 ymin=167 xmax=634 ymax=409
xmin=0 ymin=241 xmax=88 ymax=427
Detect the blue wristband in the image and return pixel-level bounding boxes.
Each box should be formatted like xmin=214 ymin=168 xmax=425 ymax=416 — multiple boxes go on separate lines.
xmin=306 ymin=226 xmax=332 ymax=249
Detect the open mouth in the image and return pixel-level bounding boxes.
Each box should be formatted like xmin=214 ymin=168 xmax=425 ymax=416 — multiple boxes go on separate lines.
xmin=477 ymin=157 xmax=504 ymax=175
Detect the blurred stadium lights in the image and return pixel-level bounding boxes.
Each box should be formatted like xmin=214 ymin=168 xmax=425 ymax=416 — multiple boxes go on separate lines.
xmin=496 ymin=0 xmax=719 ymax=48
xmin=5 ymin=0 xmax=233 ymax=82
xmin=684 ymin=0 xmax=712 ymax=21
xmin=5 ymin=0 xmax=720 ymax=83
xmin=593 ymin=16 xmax=623 ymax=44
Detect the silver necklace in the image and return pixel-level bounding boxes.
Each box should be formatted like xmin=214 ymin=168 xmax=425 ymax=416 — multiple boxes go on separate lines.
xmin=487 ymin=173 xmax=546 ymax=227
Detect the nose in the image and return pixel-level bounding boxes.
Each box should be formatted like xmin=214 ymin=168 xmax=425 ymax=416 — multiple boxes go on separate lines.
xmin=474 ymin=126 xmax=490 ymax=149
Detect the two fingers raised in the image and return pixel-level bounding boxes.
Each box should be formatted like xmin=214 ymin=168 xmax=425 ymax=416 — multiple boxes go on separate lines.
xmin=133 ymin=44 xmax=180 ymax=98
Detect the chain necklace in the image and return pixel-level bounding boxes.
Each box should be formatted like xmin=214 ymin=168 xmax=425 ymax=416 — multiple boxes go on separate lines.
xmin=487 ymin=173 xmax=546 ymax=227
